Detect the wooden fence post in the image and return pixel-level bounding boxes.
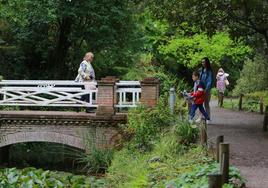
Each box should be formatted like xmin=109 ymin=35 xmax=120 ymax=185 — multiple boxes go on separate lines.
xmin=200 ymin=119 xmax=207 ymax=146
xmin=238 ymin=94 xmax=243 ymax=111
xmin=263 ymin=106 xmax=268 ymax=132
xmin=260 ymin=97 xmax=264 ymax=114
xmin=216 ymin=135 xmax=224 ymax=162
xmin=208 ymin=174 xmax=222 ymax=188
xmin=220 ymin=143 xmax=229 ymax=184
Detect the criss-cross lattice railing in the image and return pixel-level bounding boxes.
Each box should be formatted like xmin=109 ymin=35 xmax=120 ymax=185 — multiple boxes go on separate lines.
xmin=0 ymin=80 xmax=141 ymax=108
xmin=0 ymin=80 xmax=98 ymax=107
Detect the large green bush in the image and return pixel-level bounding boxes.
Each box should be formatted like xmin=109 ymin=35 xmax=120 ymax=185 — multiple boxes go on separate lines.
xmin=233 ymin=55 xmax=268 ymax=95
xmin=124 ymin=98 xmax=175 ymax=151
xmin=158 ymin=31 xmax=252 ymax=68
xmin=78 ymin=147 xmax=114 ymax=174
xmin=107 ymin=137 xmax=245 ymax=188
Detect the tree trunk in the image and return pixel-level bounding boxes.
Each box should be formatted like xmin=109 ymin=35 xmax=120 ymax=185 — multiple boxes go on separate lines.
xmin=49 ymin=17 xmax=73 ymax=79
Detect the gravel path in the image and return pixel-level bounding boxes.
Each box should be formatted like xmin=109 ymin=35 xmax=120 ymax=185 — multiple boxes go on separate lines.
xmin=207 ymin=101 xmax=268 ymax=188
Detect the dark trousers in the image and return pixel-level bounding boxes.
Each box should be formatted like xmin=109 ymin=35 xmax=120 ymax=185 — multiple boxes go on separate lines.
xmin=80 ymin=86 xmax=91 ymax=112
xmin=189 ymin=104 xmax=210 ymax=120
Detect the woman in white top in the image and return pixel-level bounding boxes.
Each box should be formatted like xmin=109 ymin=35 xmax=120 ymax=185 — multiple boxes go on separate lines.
xmin=75 ymin=52 xmax=96 ymax=113
xmin=75 ymin=52 xmax=95 ymax=82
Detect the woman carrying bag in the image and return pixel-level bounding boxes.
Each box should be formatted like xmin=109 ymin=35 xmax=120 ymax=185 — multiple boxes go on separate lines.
xmin=216 ymin=68 xmax=229 ymax=107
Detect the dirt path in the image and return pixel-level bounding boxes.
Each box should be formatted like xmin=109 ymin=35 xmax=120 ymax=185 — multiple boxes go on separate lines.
xmin=207 ymin=100 xmax=268 ymax=188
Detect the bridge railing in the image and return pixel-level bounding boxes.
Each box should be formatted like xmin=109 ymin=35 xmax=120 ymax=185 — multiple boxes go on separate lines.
xmin=0 ymin=80 xmax=142 ymax=108
xmin=116 ymin=81 xmax=141 ymax=108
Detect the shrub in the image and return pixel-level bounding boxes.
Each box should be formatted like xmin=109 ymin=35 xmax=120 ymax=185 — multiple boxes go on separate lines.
xmin=123 ymin=97 xmax=175 ymax=151
xmin=233 ymin=55 xmax=268 ymax=95
xmin=173 ymin=120 xmax=199 ymax=146
xmin=107 ymin=149 xmax=149 ymax=187
xmin=78 ymin=132 xmax=114 ymax=174
xmin=78 ymin=147 xmax=114 ymax=174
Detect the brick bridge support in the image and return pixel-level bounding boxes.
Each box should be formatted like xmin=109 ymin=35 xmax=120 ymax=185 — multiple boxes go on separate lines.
xmin=0 ymin=111 xmax=126 ymax=152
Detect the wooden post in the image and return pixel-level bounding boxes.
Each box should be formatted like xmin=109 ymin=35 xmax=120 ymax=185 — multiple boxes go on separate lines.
xmin=208 ymin=174 xmax=222 ymax=188
xmin=200 ymin=119 xmax=207 ymax=146
xmin=238 ymin=94 xmax=243 ymax=111
xmin=216 ymin=135 xmax=224 ymax=162
xmin=260 ymin=97 xmax=264 ymax=114
xmin=263 ymin=106 xmax=268 ymax=132
xmin=220 ymin=143 xmax=229 ymax=184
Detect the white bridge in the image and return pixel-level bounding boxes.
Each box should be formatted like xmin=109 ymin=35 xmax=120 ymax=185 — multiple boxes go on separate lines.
xmin=0 ymin=80 xmax=141 ymax=109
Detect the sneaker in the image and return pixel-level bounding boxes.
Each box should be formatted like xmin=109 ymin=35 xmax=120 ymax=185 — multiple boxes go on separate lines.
xmin=188 ymin=119 xmax=194 ymax=124
xmin=206 ymin=120 xmax=212 ymax=125
xmin=195 ymin=116 xmax=202 ymax=123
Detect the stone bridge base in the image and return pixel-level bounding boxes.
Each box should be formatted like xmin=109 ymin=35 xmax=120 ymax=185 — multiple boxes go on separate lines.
xmin=0 ymin=111 xmax=126 ymax=159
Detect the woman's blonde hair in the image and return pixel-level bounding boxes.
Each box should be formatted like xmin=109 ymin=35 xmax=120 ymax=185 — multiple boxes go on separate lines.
xmin=83 ymin=52 xmax=94 ymax=60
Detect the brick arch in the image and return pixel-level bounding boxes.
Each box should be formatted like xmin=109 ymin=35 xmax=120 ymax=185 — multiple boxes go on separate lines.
xmin=0 ymin=132 xmax=85 ymax=150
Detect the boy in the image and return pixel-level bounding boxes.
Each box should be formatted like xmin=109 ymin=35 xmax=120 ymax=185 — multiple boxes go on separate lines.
xmin=189 ymin=71 xmax=210 ymax=123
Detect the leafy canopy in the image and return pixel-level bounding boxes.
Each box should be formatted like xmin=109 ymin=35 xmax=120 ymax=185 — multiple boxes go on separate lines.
xmin=158 ymin=31 xmax=252 ymax=68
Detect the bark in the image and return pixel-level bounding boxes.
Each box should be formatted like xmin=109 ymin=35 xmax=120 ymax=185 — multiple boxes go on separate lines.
xmin=49 ymin=17 xmax=73 ymax=79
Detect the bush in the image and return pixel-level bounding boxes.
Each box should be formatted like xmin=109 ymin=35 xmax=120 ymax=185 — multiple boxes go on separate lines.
xmin=123 ymin=97 xmax=175 ymax=151
xmin=107 ymin=149 xmax=149 ymax=187
xmin=233 ymin=55 xmax=268 ymax=95
xmin=78 ymin=147 xmax=114 ymax=174
xmin=173 ymin=120 xmax=199 ymax=146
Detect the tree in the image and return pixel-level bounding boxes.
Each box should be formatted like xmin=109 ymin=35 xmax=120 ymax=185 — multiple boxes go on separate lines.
xmin=0 ymin=0 xmax=138 ymax=79
xmin=158 ymin=31 xmax=252 ymax=68
xmin=145 ymin=0 xmax=268 ymax=51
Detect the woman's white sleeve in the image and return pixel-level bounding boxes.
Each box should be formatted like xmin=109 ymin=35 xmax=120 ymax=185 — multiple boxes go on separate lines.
xmin=78 ymin=62 xmax=86 ymax=79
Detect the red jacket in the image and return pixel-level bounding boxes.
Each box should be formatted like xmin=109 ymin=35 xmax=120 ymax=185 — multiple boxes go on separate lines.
xmin=191 ymin=80 xmax=205 ymax=104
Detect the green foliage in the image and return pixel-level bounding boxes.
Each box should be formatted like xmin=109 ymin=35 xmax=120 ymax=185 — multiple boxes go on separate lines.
xmin=107 ymin=140 xmax=245 ymax=188
xmin=224 ymin=90 xmax=268 ymax=112
xmin=124 ymin=98 xmax=175 ymax=151
xmin=0 ymin=0 xmax=139 ymax=79
xmin=107 ymin=149 xmax=150 ymax=187
xmin=78 ymin=147 xmax=114 ymax=174
xmin=123 ymin=53 xmax=190 ymax=96
xmin=0 ymin=167 xmax=107 ymax=187
xmin=158 ymin=31 xmax=252 ymax=68
xmin=145 ymin=0 xmax=268 ymax=50
xmin=233 ymin=55 xmax=268 ymax=95
xmin=173 ymin=120 xmax=199 ymax=146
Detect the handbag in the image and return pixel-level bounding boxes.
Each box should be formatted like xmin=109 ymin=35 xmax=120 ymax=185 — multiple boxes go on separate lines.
xmin=84 ymin=81 xmax=97 ymax=90
xmin=224 ymin=79 xmax=230 ymax=86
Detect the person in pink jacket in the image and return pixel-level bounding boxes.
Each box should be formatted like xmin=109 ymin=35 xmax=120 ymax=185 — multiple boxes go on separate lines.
xmin=216 ymin=68 xmax=229 ymax=107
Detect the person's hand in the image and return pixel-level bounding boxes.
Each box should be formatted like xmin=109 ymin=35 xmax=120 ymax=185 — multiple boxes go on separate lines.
xmin=84 ymin=75 xmax=90 ymax=80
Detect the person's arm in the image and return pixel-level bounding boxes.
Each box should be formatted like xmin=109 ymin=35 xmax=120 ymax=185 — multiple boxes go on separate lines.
xmin=205 ymin=71 xmax=212 ymax=90
xmin=78 ymin=62 xmax=88 ymax=80
xmin=192 ymin=88 xmax=204 ymax=98
xmin=89 ymin=64 xmax=95 ymax=80
xmin=216 ymin=74 xmax=220 ymax=80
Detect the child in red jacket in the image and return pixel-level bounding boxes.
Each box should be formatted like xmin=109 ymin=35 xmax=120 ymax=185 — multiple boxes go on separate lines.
xmin=189 ymin=71 xmax=210 ymax=122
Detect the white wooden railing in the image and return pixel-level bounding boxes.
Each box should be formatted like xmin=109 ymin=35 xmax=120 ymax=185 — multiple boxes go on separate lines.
xmin=0 ymin=80 xmax=141 ymax=108
xmin=116 ymin=81 xmax=141 ymax=108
